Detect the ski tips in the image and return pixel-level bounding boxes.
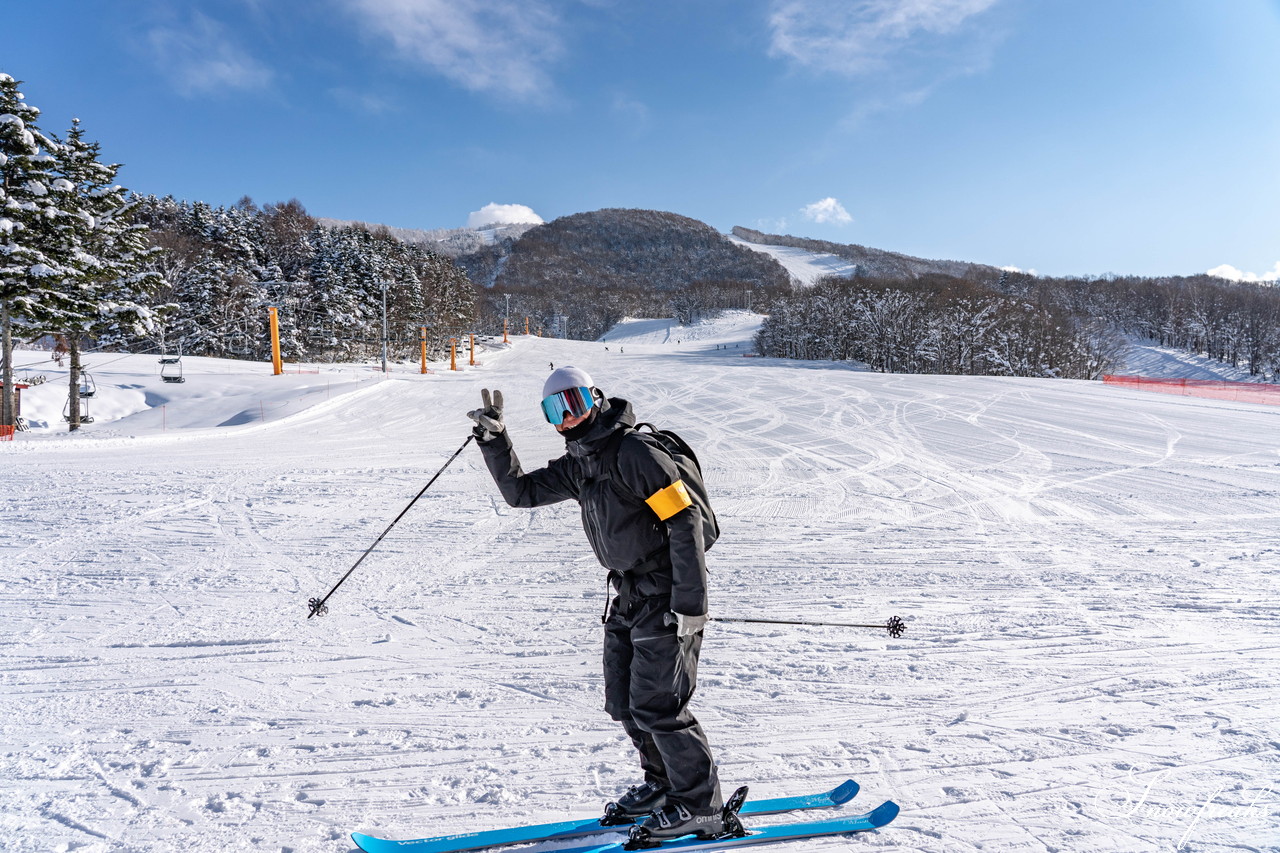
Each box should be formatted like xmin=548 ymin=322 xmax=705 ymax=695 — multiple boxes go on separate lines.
xmin=866 ymin=800 xmax=900 ymax=827
xmin=830 ymin=779 xmax=860 ymax=806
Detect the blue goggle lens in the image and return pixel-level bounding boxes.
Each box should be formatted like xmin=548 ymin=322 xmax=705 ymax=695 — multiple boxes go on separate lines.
xmin=541 ymin=386 xmax=595 ymax=425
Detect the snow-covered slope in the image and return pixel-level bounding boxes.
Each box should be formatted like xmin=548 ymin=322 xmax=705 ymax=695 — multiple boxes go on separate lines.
xmin=599 ymin=311 xmax=762 ymax=349
xmin=728 ymin=237 xmax=858 ymax=286
xmin=1118 ymin=339 xmax=1267 ymax=382
xmin=2 ymin=318 xmax=1276 ymax=853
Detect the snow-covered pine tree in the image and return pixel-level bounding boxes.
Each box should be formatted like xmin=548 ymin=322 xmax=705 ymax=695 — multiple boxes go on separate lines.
xmin=165 ymin=250 xmax=225 ymax=355
xmin=421 ymin=247 xmax=476 ymax=353
xmin=44 ymin=119 xmax=162 ymax=429
xmin=0 ymin=72 xmax=63 ymax=428
xmin=259 ymin=199 xmax=316 ymax=363
xmin=260 ymin=263 xmax=307 ymax=362
xmin=307 ymin=227 xmax=370 ymax=359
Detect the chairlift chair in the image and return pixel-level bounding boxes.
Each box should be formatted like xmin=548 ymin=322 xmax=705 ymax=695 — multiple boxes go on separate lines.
xmin=78 ymin=371 xmax=97 ymax=398
xmin=159 ymin=355 xmax=186 ymax=383
xmin=62 ymin=396 xmax=94 ymax=424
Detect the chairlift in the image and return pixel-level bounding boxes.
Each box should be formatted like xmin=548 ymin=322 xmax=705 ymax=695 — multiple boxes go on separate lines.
xmin=62 ymin=395 xmax=94 ymax=424
xmin=78 ymin=371 xmax=97 ymax=398
xmin=159 ymin=355 xmax=186 ymax=383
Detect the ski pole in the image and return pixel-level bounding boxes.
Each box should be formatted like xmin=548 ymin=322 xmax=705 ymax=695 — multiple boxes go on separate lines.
xmin=307 ymin=434 xmax=475 ymax=618
xmin=712 ymin=615 xmax=906 ymax=638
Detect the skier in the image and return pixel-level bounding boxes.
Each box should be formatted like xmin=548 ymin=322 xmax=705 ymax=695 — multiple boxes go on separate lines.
xmin=467 ymin=366 xmax=724 ymax=841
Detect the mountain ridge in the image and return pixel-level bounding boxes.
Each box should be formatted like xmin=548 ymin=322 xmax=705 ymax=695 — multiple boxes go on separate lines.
xmin=320 ymin=208 xmax=1010 ymax=290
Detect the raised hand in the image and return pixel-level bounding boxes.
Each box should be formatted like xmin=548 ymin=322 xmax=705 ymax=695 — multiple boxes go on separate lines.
xmin=467 ymin=388 xmax=505 ymax=441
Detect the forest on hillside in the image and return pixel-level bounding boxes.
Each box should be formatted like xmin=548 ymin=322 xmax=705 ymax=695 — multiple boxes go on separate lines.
xmin=756 ymin=268 xmax=1280 ymax=380
xmin=1019 ymin=271 xmax=1280 ymax=377
xmin=84 ymin=196 xmax=1280 ymax=380
xmin=469 ymin=210 xmax=794 ymax=341
xmin=135 ymin=197 xmax=476 ymax=362
xmin=137 ymin=204 xmax=795 ymax=354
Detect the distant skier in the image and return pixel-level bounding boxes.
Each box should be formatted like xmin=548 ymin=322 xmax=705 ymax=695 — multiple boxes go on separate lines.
xmin=467 ymin=367 xmax=724 ymax=841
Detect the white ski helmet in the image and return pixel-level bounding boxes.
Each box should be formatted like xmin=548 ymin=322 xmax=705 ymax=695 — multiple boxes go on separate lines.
xmin=543 ymin=366 xmax=595 ymax=399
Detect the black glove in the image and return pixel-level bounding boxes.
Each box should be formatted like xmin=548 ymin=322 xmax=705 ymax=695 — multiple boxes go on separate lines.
xmin=467 ymin=388 xmax=505 ymax=441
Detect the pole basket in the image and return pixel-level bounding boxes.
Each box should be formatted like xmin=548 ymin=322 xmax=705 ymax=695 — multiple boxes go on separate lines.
xmin=0 ymin=425 xmax=15 ymax=441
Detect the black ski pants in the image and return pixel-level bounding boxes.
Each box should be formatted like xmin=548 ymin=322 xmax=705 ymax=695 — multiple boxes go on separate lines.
xmin=603 ymin=594 xmax=722 ymax=814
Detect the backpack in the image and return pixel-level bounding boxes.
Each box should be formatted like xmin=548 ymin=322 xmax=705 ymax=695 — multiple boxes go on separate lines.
xmin=609 ymin=422 xmax=720 ymax=551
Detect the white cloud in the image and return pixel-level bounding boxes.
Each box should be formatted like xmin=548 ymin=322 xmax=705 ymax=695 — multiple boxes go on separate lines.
xmin=467 ymin=203 xmax=544 ymax=229
xmin=339 ymin=0 xmax=563 ymax=101
xmin=801 ymin=197 xmax=853 ymax=226
xmin=768 ymin=0 xmax=1001 ymax=75
xmin=1207 ymin=262 xmax=1280 ymax=283
xmin=146 ymin=13 xmax=274 ymax=96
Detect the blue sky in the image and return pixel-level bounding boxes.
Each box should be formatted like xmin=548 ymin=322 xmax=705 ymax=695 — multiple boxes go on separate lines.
xmin=5 ymin=0 xmax=1278 ymax=278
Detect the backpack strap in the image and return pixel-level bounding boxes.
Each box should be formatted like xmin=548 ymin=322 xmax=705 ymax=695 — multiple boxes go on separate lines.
xmin=599 ymin=424 xmax=671 ymax=578
xmin=597 ymin=425 xmax=638 ymax=495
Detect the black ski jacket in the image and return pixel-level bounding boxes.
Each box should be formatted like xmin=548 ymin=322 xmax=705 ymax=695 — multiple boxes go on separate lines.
xmin=476 ymin=397 xmax=708 ymax=616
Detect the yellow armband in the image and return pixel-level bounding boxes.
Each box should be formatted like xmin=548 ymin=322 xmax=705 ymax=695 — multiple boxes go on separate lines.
xmin=646 ymin=479 xmax=693 ymax=521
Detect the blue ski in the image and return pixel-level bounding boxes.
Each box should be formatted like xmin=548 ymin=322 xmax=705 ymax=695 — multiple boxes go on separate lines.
xmin=352 ymin=780 xmax=860 ymax=853
xmin=567 ymin=801 xmax=899 ymax=853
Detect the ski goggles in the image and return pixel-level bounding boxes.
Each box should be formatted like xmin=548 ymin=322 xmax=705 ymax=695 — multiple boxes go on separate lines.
xmin=541 ymin=386 xmax=596 ymax=425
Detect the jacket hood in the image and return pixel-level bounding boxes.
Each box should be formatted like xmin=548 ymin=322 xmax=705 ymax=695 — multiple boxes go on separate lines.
xmin=565 ymin=396 xmax=634 ymax=459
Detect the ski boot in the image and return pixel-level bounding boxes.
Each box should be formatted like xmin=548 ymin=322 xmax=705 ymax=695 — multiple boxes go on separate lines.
xmin=624 ymin=786 xmax=749 ymax=850
xmin=601 ymin=781 xmax=671 ymax=826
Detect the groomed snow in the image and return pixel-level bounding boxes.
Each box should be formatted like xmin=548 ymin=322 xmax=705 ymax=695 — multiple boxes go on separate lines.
xmin=728 ymin=238 xmax=858 ymax=287
xmin=1 ymin=313 xmax=1276 ymax=853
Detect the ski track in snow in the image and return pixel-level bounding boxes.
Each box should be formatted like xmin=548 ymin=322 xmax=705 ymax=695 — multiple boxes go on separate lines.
xmin=1 ymin=315 xmax=1278 ymax=853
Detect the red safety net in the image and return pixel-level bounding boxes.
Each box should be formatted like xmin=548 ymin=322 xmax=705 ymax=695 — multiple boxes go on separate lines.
xmin=1103 ymin=375 xmax=1280 ymax=407
xmin=0 ymin=425 xmax=14 ymax=441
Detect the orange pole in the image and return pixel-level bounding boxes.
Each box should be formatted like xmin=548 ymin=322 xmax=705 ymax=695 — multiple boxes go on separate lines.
xmin=268 ymin=307 xmax=283 ymax=375
xmin=420 ymin=327 xmax=427 ymax=374
xmin=469 ymin=333 xmax=476 ymax=366
xmin=450 ymin=338 xmax=457 ymax=371
xmin=503 ymin=318 xmax=509 ymax=343
xmin=525 ymin=316 xmax=529 ymax=336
